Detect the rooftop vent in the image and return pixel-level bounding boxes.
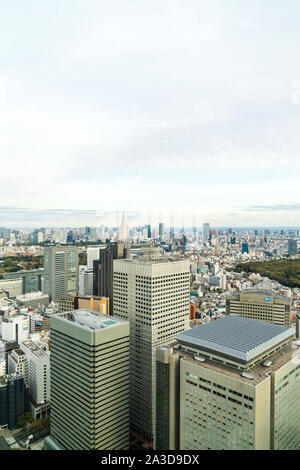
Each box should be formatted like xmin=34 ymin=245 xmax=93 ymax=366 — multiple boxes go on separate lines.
xmin=263 ymin=360 xmax=272 ymax=367
xmin=241 ymin=372 xmax=254 ymax=380
xmin=194 ymin=355 xmax=205 ymax=362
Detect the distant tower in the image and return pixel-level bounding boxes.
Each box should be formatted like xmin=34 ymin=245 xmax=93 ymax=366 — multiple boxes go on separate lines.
xmin=119 ymin=211 xmax=129 ymax=242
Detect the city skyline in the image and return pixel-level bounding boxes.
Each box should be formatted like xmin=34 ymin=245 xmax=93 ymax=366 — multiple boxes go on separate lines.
xmin=1 ymin=1 xmax=300 ymax=226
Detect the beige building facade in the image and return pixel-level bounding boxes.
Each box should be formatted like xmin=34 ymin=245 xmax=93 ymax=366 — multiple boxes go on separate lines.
xmin=113 ymin=248 xmax=190 ymax=441
xmin=155 ymin=316 xmax=300 ymax=450
xmin=226 ymin=289 xmax=291 ymax=326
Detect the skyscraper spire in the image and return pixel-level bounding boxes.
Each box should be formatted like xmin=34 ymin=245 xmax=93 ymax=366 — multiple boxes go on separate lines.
xmin=118 ymin=210 xmax=129 ymax=242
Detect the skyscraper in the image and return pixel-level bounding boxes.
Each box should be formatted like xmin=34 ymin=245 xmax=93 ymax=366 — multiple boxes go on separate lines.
xmin=155 ymin=316 xmax=300 ymax=450
xmin=44 ymin=309 xmax=130 ymax=450
xmin=203 ymin=223 xmax=210 ymax=241
xmin=113 ymin=248 xmax=190 ymax=441
xmin=43 ymin=246 xmax=79 ymax=304
xmin=93 ymin=242 xmax=129 ymax=313
xmin=241 ymin=242 xmax=249 ymax=254
xmin=158 ymin=223 xmax=164 ymax=241
xmin=288 ymin=239 xmax=298 ymax=255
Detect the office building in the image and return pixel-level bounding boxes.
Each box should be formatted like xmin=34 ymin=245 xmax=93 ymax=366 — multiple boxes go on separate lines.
xmin=45 ymin=309 xmax=130 ymax=450
xmin=158 ymin=223 xmax=164 ymax=241
xmin=242 ymin=242 xmax=249 ymax=254
xmin=203 ymin=223 xmax=210 ymax=241
xmin=113 ymin=248 xmax=190 ymax=441
xmin=0 ymin=279 xmax=23 ymax=298
xmin=20 ymin=340 xmax=50 ymax=404
xmin=86 ymin=246 xmax=103 ymax=270
xmin=43 ymin=246 xmax=79 ymax=304
xmin=8 ymin=349 xmax=29 ymax=387
xmin=288 ymin=239 xmax=298 ymax=255
xmin=1 ymin=316 xmax=30 ymax=343
xmin=59 ymin=294 xmax=109 ymax=315
xmin=93 ymin=242 xmax=129 ymax=313
xmin=3 ymin=269 xmax=44 ymax=295
xmin=226 ymin=289 xmax=291 ymax=327
xmin=16 ymin=291 xmax=49 ymax=309
xmin=155 ymin=315 xmax=300 ymax=450
xmin=0 ymin=374 xmax=30 ymax=429
xmin=78 ymin=266 xmax=94 ymax=297
xmin=20 ymin=340 xmax=50 ymax=420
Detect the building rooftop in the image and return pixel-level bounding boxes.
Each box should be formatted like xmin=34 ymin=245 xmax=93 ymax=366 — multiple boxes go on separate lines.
xmin=22 ymin=339 xmax=48 ymax=358
xmin=55 ymin=309 xmax=127 ymax=331
xmin=178 ymin=339 xmax=300 ymax=386
xmin=176 ymin=315 xmax=294 ymax=363
xmin=227 ymin=288 xmax=291 ymax=303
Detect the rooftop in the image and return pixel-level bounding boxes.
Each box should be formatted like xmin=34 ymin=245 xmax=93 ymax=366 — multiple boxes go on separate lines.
xmin=55 ymin=309 xmax=127 ymax=331
xmin=21 ymin=339 xmax=48 ymax=358
xmin=176 ymin=315 xmax=294 ymax=363
xmin=179 ymin=339 xmax=300 ymax=386
xmin=227 ymin=288 xmax=291 ymax=303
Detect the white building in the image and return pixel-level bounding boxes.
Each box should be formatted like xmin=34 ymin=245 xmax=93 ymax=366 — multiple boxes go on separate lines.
xmin=78 ymin=266 xmax=93 ymax=297
xmin=8 ymin=349 xmax=29 ymax=386
xmin=20 ymin=339 xmax=50 ymax=405
xmin=1 ymin=315 xmax=30 ymax=343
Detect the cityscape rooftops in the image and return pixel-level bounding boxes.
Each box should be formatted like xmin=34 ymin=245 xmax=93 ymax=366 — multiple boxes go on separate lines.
xmin=176 ymin=315 xmax=294 ymax=364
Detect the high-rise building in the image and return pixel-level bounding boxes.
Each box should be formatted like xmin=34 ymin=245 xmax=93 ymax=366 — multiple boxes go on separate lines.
xmin=203 ymin=223 xmax=210 ymax=241
xmin=226 ymin=289 xmax=291 ymax=327
xmin=113 ymin=248 xmax=190 ymax=441
xmin=8 ymin=349 xmax=29 ymax=387
xmin=0 ymin=374 xmax=30 ymax=429
xmin=86 ymin=245 xmax=103 ymax=270
xmin=241 ymin=242 xmax=249 ymax=254
xmin=155 ymin=316 xmax=300 ymax=450
xmin=44 ymin=309 xmax=130 ymax=450
xmin=93 ymin=242 xmax=129 ymax=313
xmin=43 ymin=246 xmax=79 ymax=304
xmin=119 ymin=212 xmax=130 ymax=242
xmin=20 ymin=340 xmax=50 ymax=404
xmin=288 ymin=239 xmax=298 ymax=255
xmin=78 ymin=266 xmax=94 ymax=297
xmin=158 ymin=223 xmax=164 ymax=241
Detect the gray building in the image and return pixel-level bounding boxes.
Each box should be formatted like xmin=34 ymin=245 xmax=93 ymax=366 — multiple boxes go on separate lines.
xmin=113 ymin=248 xmax=190 ymax=441
xmin=155 ymin=316 xmax=300 ymax=450
xmin=43 ymin=246 xmax=79 ymax=304
xmin=288 ymin=239 xmax=298 ymax=255
xmin=3 ymin=269 xmax=44 ymax=295
xmin=45 ymin=309 xmax=130 ymax=450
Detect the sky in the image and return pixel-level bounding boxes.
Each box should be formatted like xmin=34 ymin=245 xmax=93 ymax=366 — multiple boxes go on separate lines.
xmin=1 ymin=0 xmax=300 ymax=227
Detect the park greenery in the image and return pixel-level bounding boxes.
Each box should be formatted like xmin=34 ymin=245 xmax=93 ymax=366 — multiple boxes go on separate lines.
xmin=0 ymin=255 xmax=44 ymax=275
xmin=234 ymin=258 xmax=300 ymax=288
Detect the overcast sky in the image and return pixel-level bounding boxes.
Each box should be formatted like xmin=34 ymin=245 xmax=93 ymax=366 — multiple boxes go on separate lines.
xmin=1 ymin=0 xmax=300 ymax=227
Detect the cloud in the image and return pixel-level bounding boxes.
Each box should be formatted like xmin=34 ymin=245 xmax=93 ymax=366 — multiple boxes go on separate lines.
xmin=0 ymin=1 xmax=300 ymax=225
